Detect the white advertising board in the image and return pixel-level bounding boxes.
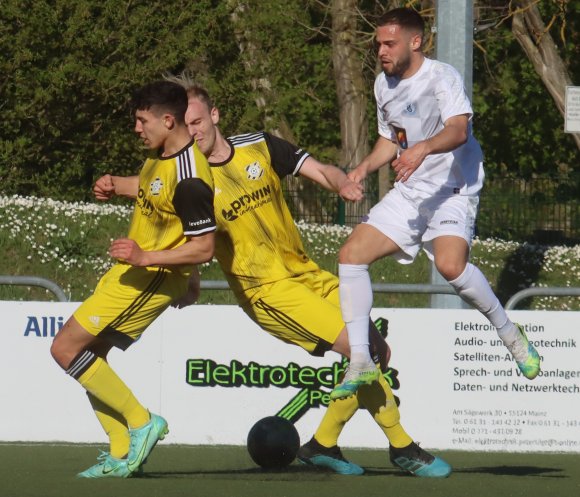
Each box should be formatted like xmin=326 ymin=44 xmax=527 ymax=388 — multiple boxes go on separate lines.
xmin=1 ymin=302 xmax=578 ymax=452
xmin=565 ymin=86 xmax=580 ymax=133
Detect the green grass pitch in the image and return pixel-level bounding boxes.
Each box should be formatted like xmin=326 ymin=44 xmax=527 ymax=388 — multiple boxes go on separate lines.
xmin=1 ymin=443 xmax=579 ymax=497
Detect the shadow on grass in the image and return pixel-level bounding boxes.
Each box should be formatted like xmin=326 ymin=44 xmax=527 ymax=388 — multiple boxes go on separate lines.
xmin=496 ymin=243 xmax=547 ymax=308
xmin=140 ymin=465 xmax=334 ymax=479
xmin=454 ymin=465 xmax=565 ymax=478
xmin=138 ymin=463 xmax=566 ymax=480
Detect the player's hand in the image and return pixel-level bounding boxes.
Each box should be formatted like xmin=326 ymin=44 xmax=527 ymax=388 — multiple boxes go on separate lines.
xmin=108 ymin=238 xmax=148 ymax=266
xmin=392 ymin=142 xmax=428 ymax=182
xmin=94 ymin=174 xmax=115 ymax=201
xmin=172 ymin=268 xmax=201 ymax=309
xmin=347 ymin=165 xmax=368 ymax=184
xmin=338 ymin=178 xmax=364 ymax=202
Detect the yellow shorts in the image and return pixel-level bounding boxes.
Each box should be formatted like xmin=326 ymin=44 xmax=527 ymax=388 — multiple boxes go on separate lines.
xmin=241 ymin=269 xmax=345 ymax=356
xmin=74 ymin=263 xmax=188 ymax=349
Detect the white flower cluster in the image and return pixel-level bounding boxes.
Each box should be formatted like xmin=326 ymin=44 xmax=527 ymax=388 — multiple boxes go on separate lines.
xmin=1 ymin=195 xmax=578 ymax=309
xmin=0 ymin=194 xmax=130 ymax=272
xmin=0 ymin=194 xmax=131 ymax=218
xmin=295 ymin=219 xmax=352 ymax=257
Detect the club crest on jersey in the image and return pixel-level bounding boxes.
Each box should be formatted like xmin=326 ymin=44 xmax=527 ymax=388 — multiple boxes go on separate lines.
xmin=403 ymin=102 xmax=417 ymax=115
xmin=245 ymin=161 xmax=264 ymax=180
xmin=150 ymin=177 xmax=164 ymax=195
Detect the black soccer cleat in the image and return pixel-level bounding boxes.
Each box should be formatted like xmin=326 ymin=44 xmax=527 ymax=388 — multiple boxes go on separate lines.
xmin=297 ymin=437 xmax=364 ymax=475
xmin=389 ymin=442 xmax=452 ymax=478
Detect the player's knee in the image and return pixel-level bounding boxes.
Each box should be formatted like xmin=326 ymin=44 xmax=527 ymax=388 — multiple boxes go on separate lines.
xmin=338 ymin=240 xmax=360 ymax=264
xmin=50 ymin=334 xmax=77 ymax=370
xmin=435 ymin=259 xmax=466 ymax=281
xmin=49 ymin=338 xmax=66 ymax=366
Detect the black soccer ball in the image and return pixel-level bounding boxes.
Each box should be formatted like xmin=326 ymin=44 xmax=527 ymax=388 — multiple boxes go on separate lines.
xmin=247 ymin=416 xmax=300 ymax=469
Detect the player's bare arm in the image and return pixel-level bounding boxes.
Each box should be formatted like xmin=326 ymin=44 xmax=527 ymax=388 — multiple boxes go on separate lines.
xmin=93 ymin=174 xmax=139 ymax=200
xmin=348 ymin=136 xmax=398 ymax=184
xmin=392 ymin=114 xmax=469 ymax=182
xmin=109 ymin=232 xmax=215 ymax=267
xmin=298 ymin=157 xmax=364 ymax=202
xmin=112 ymin=175 xmax=139 ymax=198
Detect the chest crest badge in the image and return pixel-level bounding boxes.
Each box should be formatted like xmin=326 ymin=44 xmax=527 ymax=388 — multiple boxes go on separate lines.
xmin=246 ymin=161 xmax=264 ymax=180
xmin=150 ymin=177 xmax=164 ymax=195
xmin=403 ymin=102 xmax=417 ymax=115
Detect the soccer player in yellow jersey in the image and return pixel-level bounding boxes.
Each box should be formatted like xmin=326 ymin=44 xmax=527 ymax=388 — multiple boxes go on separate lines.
xmin=50 ymin=81 xmax=216 ymax=478
xmin=174 ymin=80 xmax=451 ymax=478
xmin=101 ymin=78 xmax=450 ymax=477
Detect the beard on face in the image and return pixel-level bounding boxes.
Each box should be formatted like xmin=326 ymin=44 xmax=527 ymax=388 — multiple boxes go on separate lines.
xmin=383 ymin=51 xmax=412 ymax=78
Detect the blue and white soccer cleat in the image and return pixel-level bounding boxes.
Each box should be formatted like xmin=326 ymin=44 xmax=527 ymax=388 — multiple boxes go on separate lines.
xmin=297 ymin=438 xmax=364 ymax=475
xmin=127 ymin=412 xmax=169 ymax=472
xmin=389 ymin=442 xmax=452 ymax=478
xmin=507 ymin=324 xmax=541 ymax=380
xmin=77 ymin=450 xmax=133 ymax=478
xmin=330 ymin=364 xmax=380 ymax=400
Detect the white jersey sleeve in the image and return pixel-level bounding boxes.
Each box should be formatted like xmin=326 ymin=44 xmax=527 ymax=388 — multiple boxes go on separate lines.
xmin=432 ymin=62 xmax=472 ymax=123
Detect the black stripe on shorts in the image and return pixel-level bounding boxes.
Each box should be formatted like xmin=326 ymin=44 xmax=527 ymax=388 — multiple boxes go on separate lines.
xmin=103 ymin=268 xmax=167 ymax=349
xmin=254 ymin=298 xmax=332 ymax=356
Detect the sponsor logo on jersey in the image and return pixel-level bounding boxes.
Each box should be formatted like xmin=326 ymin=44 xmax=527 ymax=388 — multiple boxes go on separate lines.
xmin=392 ymin=125 xmax=408 ymax=149
xmin=150 ymin=177 xmax=164 ymax=195
xmin=188 ymin=218 xmax=212 ymax=227
xmin=222 ymin=184 xmax=272 ymax=221
xmin=245 ymin=161 xmax=264 ymax=180
xmin=440 ymin=220 xmax=459 ymax=225
xmin=136 ymin=188 xmax=154 ymax=217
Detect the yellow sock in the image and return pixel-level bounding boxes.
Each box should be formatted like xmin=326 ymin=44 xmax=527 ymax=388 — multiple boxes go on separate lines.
xmin=314 ymin=395 xmax=359 ymax=447
xmin=357 ymin=373 xmax=413 ymax=449
xmin=78 ymin=357 xmax=150 ymax=429
xmin=86 ymin=393 xmax=131 ymax=459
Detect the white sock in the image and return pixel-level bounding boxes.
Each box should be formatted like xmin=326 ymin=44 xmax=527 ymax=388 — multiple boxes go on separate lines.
xmin=339 ymin=263 xmax=374 ymax=366
xmin=448 ymin=263 xmax=519 ymax=345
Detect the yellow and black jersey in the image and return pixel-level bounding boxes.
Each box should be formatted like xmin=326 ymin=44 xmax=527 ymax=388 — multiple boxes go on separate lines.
xmin=210 ymin=131 xmax=320 ymax=301
xmin=128 ymin=138 xmax=215 ymax=266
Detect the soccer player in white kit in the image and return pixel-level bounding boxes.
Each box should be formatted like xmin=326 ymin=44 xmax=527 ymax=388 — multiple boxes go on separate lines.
xmin=331 ymin=7 xmax=541 ymax=400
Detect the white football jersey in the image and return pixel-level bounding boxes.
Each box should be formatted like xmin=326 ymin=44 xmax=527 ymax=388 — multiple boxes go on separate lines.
xmin=375 ymin=57 xmax=484 ymax=196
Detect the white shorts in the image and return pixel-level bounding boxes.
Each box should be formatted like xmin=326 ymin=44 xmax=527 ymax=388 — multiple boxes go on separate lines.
xmin=363 ymin=186 xmax=479 ymax=264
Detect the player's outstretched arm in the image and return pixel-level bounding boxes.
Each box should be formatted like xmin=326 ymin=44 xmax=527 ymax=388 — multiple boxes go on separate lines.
xmin=93 ymin=174 xmax=139 ymax=201
xmin=108 ymin=232 xmax=215 ymax=267
xmin=298 ymin=157 xmax=364 ymax=202
xmin=348 ymin=136 xmax=398 ymax=184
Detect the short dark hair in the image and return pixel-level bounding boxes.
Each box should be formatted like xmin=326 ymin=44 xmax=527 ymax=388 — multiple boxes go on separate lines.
xmin=130 ymin=80 xmax=188 ymax=124
xmin=377 ymin=7 xmax=425 ymax=37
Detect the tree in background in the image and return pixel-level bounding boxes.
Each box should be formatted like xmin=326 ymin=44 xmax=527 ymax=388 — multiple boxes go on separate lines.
xmin=0 ymin=0 xmax=578 ymax=204
xmin=472 ymin=0 xmax=579 ymax=179
xmin=512 ymin=0 xmax=580 ymax=150
xmin=0 ymin=0 xmax=224 ymax=198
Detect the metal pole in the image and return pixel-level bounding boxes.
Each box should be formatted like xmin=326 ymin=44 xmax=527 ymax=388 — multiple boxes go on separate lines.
xmin=430 ymin=0 xmax=474 ymax=309
xmin=0 ymin=275 xmax=68 ymax=302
